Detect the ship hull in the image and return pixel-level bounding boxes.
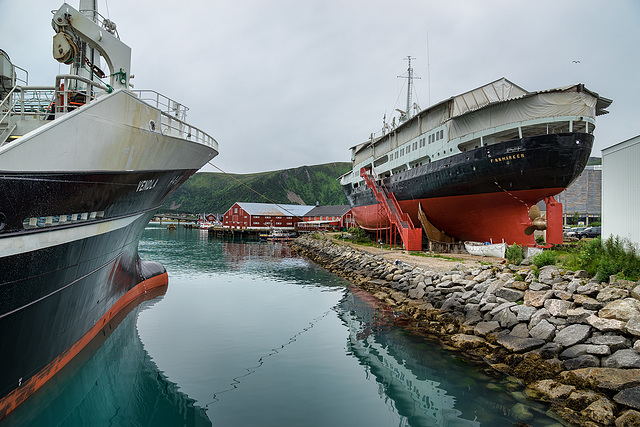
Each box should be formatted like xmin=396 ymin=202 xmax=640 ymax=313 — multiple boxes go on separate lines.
xmin=343 ymin=133 xmax=593 ymax=245
xmin=0 ymin=170 xmax=198 ymax=418
xmin=0 ymin=94 xmax=217 ymax=417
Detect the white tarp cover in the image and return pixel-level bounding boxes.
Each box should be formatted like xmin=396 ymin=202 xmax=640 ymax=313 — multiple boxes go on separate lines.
xmin=451 ymin=78 xmax=527 ymax=117
xmin=448 ymin=90 xmax=598 ymax=140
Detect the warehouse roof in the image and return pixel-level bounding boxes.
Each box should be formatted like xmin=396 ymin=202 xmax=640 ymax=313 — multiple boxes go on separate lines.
xmin=235 ymin=202 xmax=314 ymax=218
xmin=305 ymin=205 xmax=352 ymax=217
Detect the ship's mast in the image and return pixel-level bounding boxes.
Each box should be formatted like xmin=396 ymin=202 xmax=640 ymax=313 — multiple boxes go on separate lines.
xmin=398 ymin=56 xmax=420 ymax=123
xmin=76 ymin=0 xmax=98 ymax=84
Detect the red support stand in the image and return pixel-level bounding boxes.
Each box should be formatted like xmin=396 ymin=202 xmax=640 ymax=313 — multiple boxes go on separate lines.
xmin=545 ymin=196 xmax=563 ymax=245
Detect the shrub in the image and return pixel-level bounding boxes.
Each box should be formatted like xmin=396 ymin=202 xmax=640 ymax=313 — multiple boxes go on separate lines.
xmin=347 ymin=226 xmax=372 ymax=244
xmin=506 ymin=244 xmax=524 ymax=265
xmin=535 ymin=235 xmax=545 ymax=245
xmin=577 ymin=237 xmax=604 ymax=277
xmin=562 ymin=236 xmax=640 ymax=281
xmin=533 ymin=250 xmax=557 ymax=268
xmin=531 ymin=265 xmax=540 ymax=278
xmin=598 ymin=236 xmax=640 ymax=281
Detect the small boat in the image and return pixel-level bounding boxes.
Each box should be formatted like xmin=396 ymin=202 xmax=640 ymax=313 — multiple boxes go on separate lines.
xmin=260 ymin=228 xmax=296 ymax=241
xmin=464 ymin=241 xmax=507 ymax=258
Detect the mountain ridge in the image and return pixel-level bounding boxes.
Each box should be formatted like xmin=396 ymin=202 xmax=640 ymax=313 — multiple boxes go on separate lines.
xmin=163 ymin=162 xmax=351 ymax=214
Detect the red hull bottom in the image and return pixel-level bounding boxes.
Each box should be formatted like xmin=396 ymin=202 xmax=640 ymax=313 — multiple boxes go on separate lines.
xmin=0 ymin=272 xmax=169 ymax=419
xmin=352 ymin=188 xmax=565 ymax=246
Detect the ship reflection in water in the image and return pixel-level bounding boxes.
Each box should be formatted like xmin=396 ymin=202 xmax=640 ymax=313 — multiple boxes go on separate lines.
xmin=338 ymin=286 xmax=553 ymax=426
xmin=2 ymin=287 xmax=211 ymax=427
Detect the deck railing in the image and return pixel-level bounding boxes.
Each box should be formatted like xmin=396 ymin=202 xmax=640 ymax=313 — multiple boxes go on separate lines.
xmin=1 ymin=85 xmax=55 ymax=124
xmin=1 ymin=77 xmax=217 ymax=152
xmin=133 ymin=90 xmax=217 ymax=150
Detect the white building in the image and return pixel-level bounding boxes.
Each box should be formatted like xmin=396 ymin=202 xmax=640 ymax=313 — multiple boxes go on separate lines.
xmin=602 ymin=135 xmax=640 ymax=248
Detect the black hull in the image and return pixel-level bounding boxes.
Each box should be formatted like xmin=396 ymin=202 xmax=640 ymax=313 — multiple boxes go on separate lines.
xmin=0 ymin=168 xmax=198 ymax=417
xmin=344 ymin=133 xmax=593 ymax=209
xmin=0 ymin=169 xmax=194 ymax=233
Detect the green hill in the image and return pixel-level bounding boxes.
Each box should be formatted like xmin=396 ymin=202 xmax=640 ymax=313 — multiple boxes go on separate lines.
xmin=587 ymin=157 xmax=602 ymax=166
xmin=163 ymin=162 xmax=352 ymax=214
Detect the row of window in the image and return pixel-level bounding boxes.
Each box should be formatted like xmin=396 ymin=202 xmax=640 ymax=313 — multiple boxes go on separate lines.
xmin=229 ymin=220 xmax=294 ymax=225
xmin=429 ymin=129 xmax=445 ymax=143
xmin=226 ymin=214 xmax=293 ymax=220
xmin=391 ymin=129 xmax=446 ymax=161
xmin=23 ymin=211 xmax=105 ymax=229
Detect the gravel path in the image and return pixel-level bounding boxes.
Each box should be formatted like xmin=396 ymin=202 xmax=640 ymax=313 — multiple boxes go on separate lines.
xmin=329 ymin=238 xmax=504 ymax=273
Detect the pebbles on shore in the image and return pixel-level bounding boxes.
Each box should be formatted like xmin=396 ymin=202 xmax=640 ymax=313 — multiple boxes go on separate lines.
xmin=291 ymin=235 xmax=640 ymax=426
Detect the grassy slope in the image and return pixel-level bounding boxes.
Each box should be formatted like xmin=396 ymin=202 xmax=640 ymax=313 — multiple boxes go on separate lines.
xmin=163 ymin=162 xmax=351 ymax=214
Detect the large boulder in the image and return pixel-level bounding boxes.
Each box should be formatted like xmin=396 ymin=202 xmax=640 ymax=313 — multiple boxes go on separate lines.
xmin=529 ymin=319 xmax=556 ymax=342
xmin=588 ymin=314 xmax=627 ymax=333
xmin=495 ymin=287 xmax=525 ymax=302
xmin=525 ymin=379 xmax=575 ymax=401
xmin=602 ymin=349 xmax=640 ymax=369
xmin=581 ymin=398 xmax=616 ymax=425
xmin=573 ymin=294 xmax=603 ymax=310
xmin=538 ymin=265 xmax=563 ymax=285
xmin=512 ymin=305 xmax=537 ymax=322
xmin=560 ymin=344 xmax=610 ymax=359
xmin=627 ymin=315 xmax=640 ymax=336
xmin=563 ymin=355 xmax=601 ymax=370
xmin=614 ymin=386 xmax=640 ymax=411
xmin=474 ymin=321 xmax=501 ymax=337
xmin=563 ymin=368 xmax=640 ymax=392
xmin=545 ymin=299 xmax=575 ymax=317
xmin=497 ymin=334 xmax=545 ymax=353
xmin=450 ymin=334 xmax=488 ymax=350
xmin=524 ymin=290 xmax=554 ymax=308
xmin=554 ymin=324 xmax=592 ymax=347
xmin=590 ymin=335 xmax=629 ymax=351
xmin=615 ymin=409 xmax=640 ymax=426
xmin=600 ymin=298 xmax=640 ymax=322
xmin=597 ymin=287 xmax=630 ymax=303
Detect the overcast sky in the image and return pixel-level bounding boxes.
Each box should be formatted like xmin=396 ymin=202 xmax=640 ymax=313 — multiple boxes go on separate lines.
xmin=2 ymin=0 xmax=639 ymax=174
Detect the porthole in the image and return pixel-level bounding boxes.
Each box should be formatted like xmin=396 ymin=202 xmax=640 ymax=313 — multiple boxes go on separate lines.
xmin=149 ymin=120 xmax=156 ymax=131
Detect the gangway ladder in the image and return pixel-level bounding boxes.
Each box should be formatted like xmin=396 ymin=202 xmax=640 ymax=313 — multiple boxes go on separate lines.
xmin=360 ymin=167 xmax=423 ymax=251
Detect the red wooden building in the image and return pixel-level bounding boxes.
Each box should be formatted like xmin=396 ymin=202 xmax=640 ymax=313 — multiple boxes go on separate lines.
xmin=297 ymin=205 xmax=355 ymax=232
xmin=222 ymin=202 xmax=314 ymax=230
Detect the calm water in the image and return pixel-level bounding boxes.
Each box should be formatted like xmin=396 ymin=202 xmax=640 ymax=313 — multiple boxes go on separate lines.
xmin=4 ymin=225 xmax=561 ymax=426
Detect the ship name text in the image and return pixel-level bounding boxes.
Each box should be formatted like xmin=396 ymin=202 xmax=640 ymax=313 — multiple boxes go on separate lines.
xmin=490 ymin=153 xmax=525 ymax=163
xmin=136 ymin=179 xmax=158 ymax=192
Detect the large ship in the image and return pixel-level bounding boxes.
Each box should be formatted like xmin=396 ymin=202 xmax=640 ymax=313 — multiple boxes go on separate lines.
xmin=340 ymin=58 xmax=611 ymax=249
xmin=0 ymin=1 xmax=217 ymax=418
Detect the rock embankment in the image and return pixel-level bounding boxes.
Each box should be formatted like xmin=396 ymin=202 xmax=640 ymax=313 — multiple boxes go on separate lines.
xmin=291 ymin=235 xmax=640 ymax=427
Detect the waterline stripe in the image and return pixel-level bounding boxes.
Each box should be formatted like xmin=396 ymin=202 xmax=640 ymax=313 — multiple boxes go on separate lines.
xmin=0 ymin=214 xmax=144 ymax=258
